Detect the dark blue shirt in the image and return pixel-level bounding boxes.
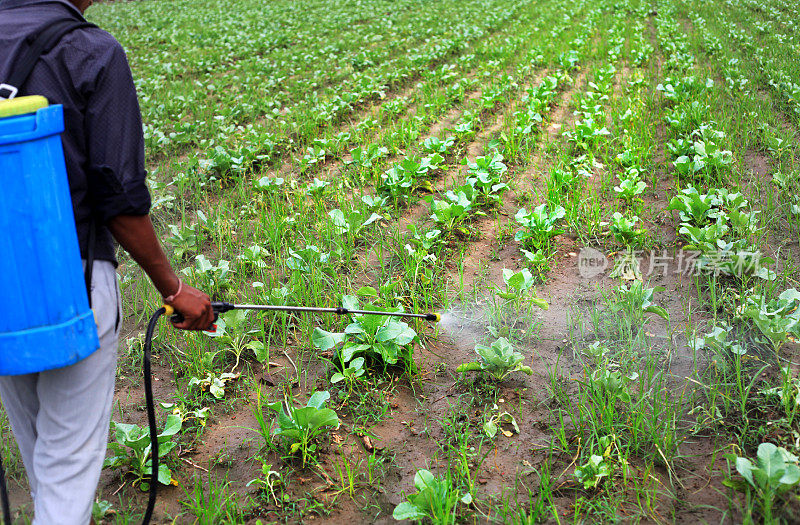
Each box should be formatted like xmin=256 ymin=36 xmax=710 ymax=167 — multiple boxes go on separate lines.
xmin=0 ymin=0 xmax=151 ymax=264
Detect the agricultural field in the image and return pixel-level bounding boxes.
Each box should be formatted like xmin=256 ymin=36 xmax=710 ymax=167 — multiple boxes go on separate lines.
xmin=4 ymin=0 xmax=800 ymax=522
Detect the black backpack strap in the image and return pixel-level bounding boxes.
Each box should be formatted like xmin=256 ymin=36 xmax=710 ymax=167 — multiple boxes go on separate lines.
xmin=1 ymin=19 xmax=97 ymax=99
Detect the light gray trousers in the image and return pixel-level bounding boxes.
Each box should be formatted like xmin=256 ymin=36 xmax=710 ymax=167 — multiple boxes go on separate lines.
xmin=0 ymin=261 xmax=120 ymax=525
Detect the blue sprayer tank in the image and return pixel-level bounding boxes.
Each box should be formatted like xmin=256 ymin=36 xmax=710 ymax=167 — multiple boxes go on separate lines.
xmin=0 ymin=99 xmax=99 ymax=375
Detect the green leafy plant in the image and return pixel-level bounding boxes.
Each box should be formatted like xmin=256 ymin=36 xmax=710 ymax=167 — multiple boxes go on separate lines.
xmin=392 ymin=469 xmax=471 ymax=524
xmin=456 ymin=337 xmax=533 ymax=381
xmin=349 ymin=143 xmax=389 ymax=168
xmin=738 ymin=289 xmax=800 ymax=352
xmin=493 ymin=268 xmax=549 ymax=310
xmin=724 ymin=443 xmax=800 ymax=524
xmin=253 ymin=175 xmax=284 ymax=194
xmin=328 ymin=208 xmax=383 ymax=236
xmin=427 ymin=191 xmax=474 ymax=234
xmin=407 ymin=224 xmax=444 ymax=252
xmin=462 ymin=151 xmax=509 ymax=206
xmin=246 ymin=458 xmax=284 ymax=507
xmin=514 ymin=204 xmax=566 ymax=251
xmin=237 ymin=244 xmax=270 ymax=270
xmin=206 ymin=308 xmax=264 ymax=370
xmin=422 ymin=136 xmax=455 ymax=155
xmin=586 ymin=369 xmax=638 ymax=405
xmin=483 ymin=404 xmax=519 ymax=438
xmin=331 ymin=356 xmax=366 ymax=395
xmin=188 ymin=371 xmax=239 ymax=399
xmin=614 ymin=281 xmax=669 ymax=321
xmin=564 ymin=117 xmax=611 ymax=150
xmin=285 ymin=245 xmax=330 ymax=274
xmin=105 ymin=414 xmax=182 ymax=489
xmin=606 ymin=212 xmax=647 ymax=246
xmin=267 ymin=391 xmax=340 ymax=467
xmin=691 ymin=322 xmax=746 ymax=356
xmin=574 ymin=454 xmax=613 ymax=490
xmin=160 ymin=401 xmax=210 ymax=429
xmin=312 ymin=295 xmax=418 ymax=369
xmin=166 ymin=223 xmax=200 ymax=260
xmin=182 ymin=254 xmax=233 ymax=292
xmin=613 ymin=167 xmax=647 ymax=202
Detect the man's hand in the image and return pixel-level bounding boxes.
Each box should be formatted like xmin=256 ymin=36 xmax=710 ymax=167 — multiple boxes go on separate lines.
xmin=107 ymin=214 xmax=214 ymax=330
xmin=166 ymin=283 xmax=215 ymax=330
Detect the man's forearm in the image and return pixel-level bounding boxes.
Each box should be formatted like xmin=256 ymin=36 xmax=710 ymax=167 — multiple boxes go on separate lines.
xmin=107 ymin=214 xmax=179 ymax=298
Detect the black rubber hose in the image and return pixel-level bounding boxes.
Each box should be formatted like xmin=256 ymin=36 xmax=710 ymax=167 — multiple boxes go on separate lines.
xmin=0 ymin=454 xmax=11 ymax=524
xmin=141 ymin=307 xmax=165 ymax=525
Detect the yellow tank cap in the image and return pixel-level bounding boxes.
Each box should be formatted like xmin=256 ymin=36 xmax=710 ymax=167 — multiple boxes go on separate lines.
xmin=0 ymin=95 xmax=49 ymax=119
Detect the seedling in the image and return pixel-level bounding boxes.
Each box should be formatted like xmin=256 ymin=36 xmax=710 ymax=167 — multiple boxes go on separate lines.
xmin=349 ymin=144 xmax=389 ymax=168
xmin=738 ymin=289 xmax=800 ymax=352
xmin=237 ymin=244 xmax=270 ymax=270
xmin=182 ymin=254 xmax=233 ymax=293
xmin=613 ymin=281 xmax=669 ymax=322
xmin=331 ymin=356 xmax=366 ymax=395
xmin=483 ymin=404 xmax=520 ymax=438
xmin=312 ymin=295 xmax=418 ymax=369
xmin=166 ymin=223 xmax=200 ymax=260
xmin=493 ymin=268 xmax=549 ymax=310
xmin=514 ymin=204 xmax=566 ymax=252
xmin=105 ymin=415 xmax=182 ymax=490
xmin=267 ymin=391 xmax=340 ymax=467
xmin=613 ymin=167 xmax=647 ymax=202
xmin=422 ymin=136 xmax=455 ymax=155
xmin=188 ymin=371 xmax=239 ymax=399
xmin=253 ymin=176 xmax=284 ymax=194
xmin=725 ymin=443 xmax=800 ymax=524
xmin=606 ymin=212 xmax=647 ymax=246
xmin=574 ymin=454 xmax=612 ymax=490
xmin=393 ymin=469 xmax=472 ymax=523
xmin=246 ymin=458 xmax=284 ymax=506
xmin=456 ymin=337 xmax=533 ymax=381
xmin=328 ymin=208 xmax=383 ymax=236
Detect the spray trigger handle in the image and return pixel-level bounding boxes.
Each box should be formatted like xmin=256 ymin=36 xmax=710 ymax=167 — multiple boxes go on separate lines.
xmin=164 ymin=301 xmax=234 ymax=330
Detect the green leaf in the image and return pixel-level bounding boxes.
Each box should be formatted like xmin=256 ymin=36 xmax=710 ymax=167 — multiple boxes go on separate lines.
xmin=306 ymin=391 xmax=330 ymax=409
xmin=644 ymin=305 xmax=669 ymax=320
xmin=456 ymin=362 xmax=483 ymax=373
xmin=393 ymin=501 xmax=426 ymax=521
xmin=341 ymin=343 xmax=370 ymax=363
xmin=328 ymin=209 xmax=349 ymax=234
xmin=157 ymin=463 xmax=173 ymax=485
xmin=377 ymin=321 xmax=417 ymax=346
xmin=757 ymin=442 xmax=786 ymax=485
xmin=530 ymin=297 xmax=549 ymax=310
xmin=483 ymin=420 xmax=498 ymax=438
xmin=246 ymin=340 xmax=268 ymax=362
xmin=306 ymin=408 xmax=340 ymax=433
xmin=209 ymin=379 xmax=225 ymax=399
xmin=312 ymin=328 xmax=346 ymax=351
xmin=780 ymin=463 xmax=800 ymax=486
xmin=414 ymin=469 xmax=435 ymax=491
xmin=355 ymin=286 xmax=378 ymax=298
xmin=342 ymin=295 xmax=360 ymax=312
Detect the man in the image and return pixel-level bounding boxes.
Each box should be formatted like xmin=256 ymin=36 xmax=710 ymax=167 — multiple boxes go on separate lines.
xmin=0 ymin=0 xmax=214 ymax=522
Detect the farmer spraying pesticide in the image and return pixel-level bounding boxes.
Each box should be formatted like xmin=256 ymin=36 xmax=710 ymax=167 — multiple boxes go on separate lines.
xmin=0 ymin=0 xmax=213 ymax=522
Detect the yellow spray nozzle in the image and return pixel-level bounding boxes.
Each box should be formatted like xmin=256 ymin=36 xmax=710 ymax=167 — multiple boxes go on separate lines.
xmin=427 ymin=312 xmax=441 ymax=322
xmin=162 ymin=304 xmax=175 ymax=316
